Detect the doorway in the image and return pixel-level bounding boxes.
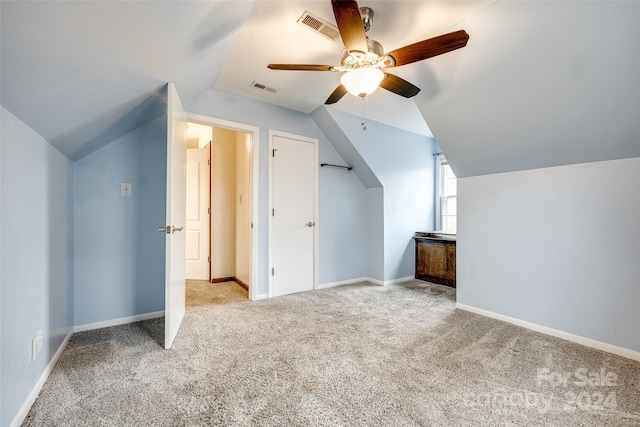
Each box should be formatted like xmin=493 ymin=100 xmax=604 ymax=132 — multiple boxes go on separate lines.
xmin=184 ymin=115 xmax=259 ymax=301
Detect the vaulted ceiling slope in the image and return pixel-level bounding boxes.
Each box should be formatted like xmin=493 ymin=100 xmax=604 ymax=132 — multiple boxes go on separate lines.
xmin=0 ymin=1 xmax=257 ymax=160
xmin=1 ymin=1 xmax=491 ymax=161
xmin=413 ymin=1 xmax=640 ymax=178
xmin=310 ymin=106 xmax=382 ymax=189
xmin=3 ymin=1 xmax=637 ymax=173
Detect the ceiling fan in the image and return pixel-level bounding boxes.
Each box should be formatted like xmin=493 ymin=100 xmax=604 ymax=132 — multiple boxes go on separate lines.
xmin=267 ymin=0 xmax=470 ymax=105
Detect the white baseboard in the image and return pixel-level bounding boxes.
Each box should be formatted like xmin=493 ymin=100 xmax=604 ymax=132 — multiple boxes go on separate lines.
xmin=384 ymin=276 xmax=414 ymax=286
xmin=319 ymin=276 xmax=415 ymax=288
xmin=11 ymin=329 xmax=73 ymax=427
xmin=366 ymin=276 xmax=415 ymax=286
xmin=254 ymin=293 xmax=269 ymax=300
xmin=73 ymin=310 xmax=165 ymax=333
xmin=318 ymin=277 xmax=369 ymax=289
xmin=456 ymin=303 xmax=640 ymax=362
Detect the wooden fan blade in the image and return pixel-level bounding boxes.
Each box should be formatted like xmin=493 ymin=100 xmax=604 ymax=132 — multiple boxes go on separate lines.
xmin=386 ymin=30 xmax=469 ymax=67
xmin=379 ymin=73 xmax=420 ymax=98
xmin=325 ymin=85 xmax=348 ymax=104
xmin=331 ymin=0 xmax=368 ymax=54
xmin=268 ymin=64 xmax=335 ymax=71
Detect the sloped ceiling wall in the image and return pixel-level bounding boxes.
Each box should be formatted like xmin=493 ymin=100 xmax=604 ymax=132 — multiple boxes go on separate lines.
xmin=310 ymin=106 xmax=382 ymax=188
xmin=0 ymin=1 xmax=257 ymax=161
xmin=2 ymin=1 xmax=637 ymax=168
xmin=412 ymin=1 xmax=640 ymax=178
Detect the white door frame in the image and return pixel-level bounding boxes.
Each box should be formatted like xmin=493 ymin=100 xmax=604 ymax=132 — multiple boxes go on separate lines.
xmin=268 ymin=129 xmax=319 ymax=298
xmin=187 ymin=112 xmax=260 ymax=301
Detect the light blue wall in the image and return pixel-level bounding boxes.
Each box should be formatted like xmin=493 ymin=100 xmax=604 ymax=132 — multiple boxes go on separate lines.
xmin=325 ymin=108 xmax=438 ymax=281
xmin=318 ymin=138 xmax=369 ymax=284
xmin=311 ymin=106 xmax=384 ymax=281
xmin=458 ymin=158 xmax=640 ymax=352
xmin=186 ymin=89 xmax=370 ymax=291
xmin=366 ymin=188 xmax=385 ymax=281
xmin=73 ymin=115 xmax=167 ymax=326
xmin=1 ymin=106 xmax=74 ymax=427
xmin=1 ymin=107 xmax=3 ymax=427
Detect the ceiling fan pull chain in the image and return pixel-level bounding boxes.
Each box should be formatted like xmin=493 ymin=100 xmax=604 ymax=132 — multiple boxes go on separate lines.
xmin=361 ymin=97 xmax=367 ymax=131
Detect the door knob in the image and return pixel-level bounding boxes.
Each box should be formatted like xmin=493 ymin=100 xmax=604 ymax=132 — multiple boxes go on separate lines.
xmin=305 ymin=221 xmax=315 ymax=227
xmin=158 ymin=225 xmax=184 ymax=234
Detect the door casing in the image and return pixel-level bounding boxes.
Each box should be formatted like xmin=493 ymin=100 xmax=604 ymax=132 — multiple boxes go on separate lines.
xmin=268 ymin=129 xmax=319 ymax=298
xmin=187 ymin=112 xmax=260 ymax=301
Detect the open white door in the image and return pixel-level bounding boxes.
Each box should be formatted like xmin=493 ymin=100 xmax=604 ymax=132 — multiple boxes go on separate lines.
xmin=164 ymin=82 xmax=187 ymax=349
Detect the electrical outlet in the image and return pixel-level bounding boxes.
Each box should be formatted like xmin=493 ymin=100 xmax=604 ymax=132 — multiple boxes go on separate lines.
xmin=32 ymin=330 xmax=43 ymax=361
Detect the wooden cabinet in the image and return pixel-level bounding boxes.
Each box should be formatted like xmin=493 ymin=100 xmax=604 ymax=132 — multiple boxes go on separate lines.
xmin=415 ymin=234 xmax=456 ymax=287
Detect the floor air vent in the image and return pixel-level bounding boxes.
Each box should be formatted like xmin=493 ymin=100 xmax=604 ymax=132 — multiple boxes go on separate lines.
xmin=250 ymin=81 xmax=279 ymax=94
xmin=297 ymin=11 xmax=340 ymax=41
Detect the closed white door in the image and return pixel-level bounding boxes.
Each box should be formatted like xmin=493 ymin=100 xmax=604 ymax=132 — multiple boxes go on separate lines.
xmin=164 ymin=82 xmax=187 ymax=349
xmin=185 ymin=147 xmax=210 ymax=280
xmin=271 ymin=133 xmax=317 ymax=297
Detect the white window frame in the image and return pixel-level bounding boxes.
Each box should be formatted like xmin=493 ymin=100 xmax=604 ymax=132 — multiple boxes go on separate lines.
xmin=435 ymin=155 xmax=457 ymax=234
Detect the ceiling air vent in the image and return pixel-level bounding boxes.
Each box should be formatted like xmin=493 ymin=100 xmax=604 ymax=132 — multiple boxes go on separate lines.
xmin=297 ymin=11 xmax=340 ymax=41
xmin=250 ymin=81 xmax=279 ymax=94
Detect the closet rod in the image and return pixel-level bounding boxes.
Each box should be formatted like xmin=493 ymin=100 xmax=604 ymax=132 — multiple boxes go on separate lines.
xmin=321 ymin=163 xmax=353 ymax=171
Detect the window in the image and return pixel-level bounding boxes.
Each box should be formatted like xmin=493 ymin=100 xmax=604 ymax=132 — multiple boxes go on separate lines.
xmin=436 ymin=157 xmax=457 ymax=234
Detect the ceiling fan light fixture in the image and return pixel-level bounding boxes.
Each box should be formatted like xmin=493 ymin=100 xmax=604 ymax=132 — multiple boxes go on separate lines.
xmin=340 ymin=68 xmax=384 ymax=98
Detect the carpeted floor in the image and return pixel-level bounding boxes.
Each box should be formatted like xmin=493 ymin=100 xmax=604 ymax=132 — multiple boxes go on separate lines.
xmin=186 ymin=279 xmax=248 ymax=307
xmin=22 ymin=280 xmax=640 ymax=426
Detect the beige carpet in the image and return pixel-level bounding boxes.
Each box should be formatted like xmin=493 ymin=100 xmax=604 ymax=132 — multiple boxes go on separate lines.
xmin=22 ymin=280 xmax=640 ymax=426
xmin=186 ymin=279 xmax=248 ymax=307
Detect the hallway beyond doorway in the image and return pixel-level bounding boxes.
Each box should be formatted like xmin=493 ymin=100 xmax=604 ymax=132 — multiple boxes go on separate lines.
xmin=185 ymin=280 xmax=248 ymax=307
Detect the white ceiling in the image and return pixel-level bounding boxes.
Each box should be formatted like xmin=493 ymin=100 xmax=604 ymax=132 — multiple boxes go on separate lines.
xmin=2 ymin=1 xmax=638 ymax=175
xmin=0 ymin=0 xmax=490 ymax=160
xmin=215 ymin=0 xmax=492 ymax=136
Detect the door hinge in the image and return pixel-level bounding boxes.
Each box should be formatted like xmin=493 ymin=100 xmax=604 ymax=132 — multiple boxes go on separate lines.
xmin=272 ymin=268 xmax=275 ymax=276
xmin=272 ymin=148 xmax=278 ymax=157
xmin=207 ymin=159 xmax=210 ymax=166
xmin=208 ymin=256 xmax=210 ymax=263
xmin=272 ymin=208 xmax=275 ymax=217
xmin=208 ymin=207 xmax=210 ymax=214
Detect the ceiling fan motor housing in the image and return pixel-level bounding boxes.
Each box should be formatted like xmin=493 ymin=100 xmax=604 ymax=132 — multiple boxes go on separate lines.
xmin=341 ymin=39 xmax=390 ymax=68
